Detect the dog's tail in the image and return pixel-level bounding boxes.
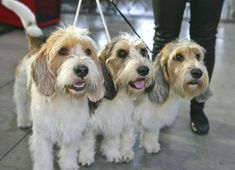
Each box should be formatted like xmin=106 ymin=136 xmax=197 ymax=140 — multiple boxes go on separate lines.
xmin=2 ymin=0 xmax=45 ymax=50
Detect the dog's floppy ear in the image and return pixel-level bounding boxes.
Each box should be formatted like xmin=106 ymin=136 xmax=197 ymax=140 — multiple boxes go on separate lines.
xmin=31 ymin=52 xmax=56 ymax=96
xmin=98 ymin=44 xmax=118 ymax=100
xmin=148 ymin=53 xmax=169 ymax=103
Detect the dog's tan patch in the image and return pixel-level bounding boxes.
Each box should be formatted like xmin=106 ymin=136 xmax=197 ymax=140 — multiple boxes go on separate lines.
xmin=157 ymin=40 xmax=209 ymax=99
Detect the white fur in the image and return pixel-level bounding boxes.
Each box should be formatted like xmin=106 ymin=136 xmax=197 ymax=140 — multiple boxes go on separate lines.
xmin=79 ymin=90 xmax=135 ymax=164
xmin=79 ymin=36 xmax=155 ymax=165
xmin=30 ymin=83 xmax=89 ymax=170
xmin=26 ymin=25 xmax=43 ymax=37
xmin=13 ymin=57 xmax=32 ymax=128
xmin=2 ymin=0 xmax=43 ymax=36
xmin=134 ymin=44 xmax=208 ymax=153
xmin=27 ymin=44 xmax=103 ymax=169
xmin=134 ymin=90 xmax=181 ymax=154
xmin=12 ymin=23 xmax=104 ymax=169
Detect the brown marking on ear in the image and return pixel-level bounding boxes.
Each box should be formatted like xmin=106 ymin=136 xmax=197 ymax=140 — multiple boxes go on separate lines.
xmin=31 ymin=53 xmax=56 ymax=96
xmin=148 ymin=52 xmax=170 ymax=103
xmin=157 ymin=42 xmax=176 ymax=82
xmin=98 ymin=45 xmax=110 ymax=63
xmin=99 ymin=59 xmax=117 ymax=100
xmin=98 ymin=44 xmax=118 ymax=100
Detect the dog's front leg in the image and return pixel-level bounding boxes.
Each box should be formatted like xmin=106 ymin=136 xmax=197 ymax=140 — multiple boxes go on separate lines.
xmin=120 ymin=127 xmax=135 ymax=162
xmin=30 ymin=134 xmax=53 ymax=170
xmin=59 ymin=142 xmax=79 ymax=170
xmin=101 ymin=135 xmax=122 ymax=163
xmin=78 ymin=129 xmax=96 ymax=166
xmin=141 ymin=128 xmax=160 ymax=154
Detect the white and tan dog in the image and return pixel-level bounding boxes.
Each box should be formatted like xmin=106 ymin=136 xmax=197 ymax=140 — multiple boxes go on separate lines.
xmin=134 ymin=40 xmax=210 ymax=154
xmin=3 ymin=0 xmax=104 ymax=170
xmin=78 ymin=35 xmax=155 ymax=165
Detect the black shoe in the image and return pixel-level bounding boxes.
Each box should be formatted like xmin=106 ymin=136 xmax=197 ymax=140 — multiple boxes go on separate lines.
xmin=190 ymin=100 xmax=209 ymax=135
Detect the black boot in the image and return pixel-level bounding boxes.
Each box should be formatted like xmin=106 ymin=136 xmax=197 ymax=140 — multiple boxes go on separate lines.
xmin=190 ymin=99 xmax=209 ymax=135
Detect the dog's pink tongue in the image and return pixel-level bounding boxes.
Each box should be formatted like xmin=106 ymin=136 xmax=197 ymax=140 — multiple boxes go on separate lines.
xmin=133 ymin=80 xmax=145 ymax=89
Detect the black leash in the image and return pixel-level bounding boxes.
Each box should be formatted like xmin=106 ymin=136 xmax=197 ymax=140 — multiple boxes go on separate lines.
xmin=110 ymin=0 xmax=153 ymax=54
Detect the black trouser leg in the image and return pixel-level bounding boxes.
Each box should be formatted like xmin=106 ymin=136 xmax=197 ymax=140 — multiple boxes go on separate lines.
xmin=189 ymin=0 xmax=224 ymax=134
xmin=189 ymin=0 xmax=224 ymax=117
xmin=152 ymin=0 xmax=186 ymax=60
xmin=190 ymin=0 xmax=224 ymax=80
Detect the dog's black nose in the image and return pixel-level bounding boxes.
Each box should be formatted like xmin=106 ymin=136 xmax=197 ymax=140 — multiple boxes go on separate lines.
xmin=191 ymin=68 xmax=203 ymax=79
xmin=137 ymin=65 xmax=149 ymax=76
xmin=74 ymin=65 xmax=89 ymax=78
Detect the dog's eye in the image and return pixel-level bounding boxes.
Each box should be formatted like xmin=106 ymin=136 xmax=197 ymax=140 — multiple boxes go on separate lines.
xmin=140 ymin=48 xmax=148 ymax=57
xmin=174 ymin=54 xmax=184 ymax=62
xmin=85 ymin=48 xmax=92 ymax=56
xmin=59 ymin=47 xmax=69 ymax=56
xmin=195 ymin=53 xmax=201 ymax=61
xmin=117 ymin=49 xmax=128 ymax=59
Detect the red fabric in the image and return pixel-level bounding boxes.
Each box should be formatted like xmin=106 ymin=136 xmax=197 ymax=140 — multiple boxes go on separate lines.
xmin=0 ymin=0 xmax=61 ymax=27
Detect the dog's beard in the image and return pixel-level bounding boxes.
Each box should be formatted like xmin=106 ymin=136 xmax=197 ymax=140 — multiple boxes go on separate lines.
xmin=115 ymin=70 xmax=154 ymax=96
xmin=56 ymin=57 xmax=104 ymax=100
xmin=173 ymin=69 xmax=209 ymax=99
xmin=113 ymin=58 xmax=154 ymax=95
xmin=63 ymin=78 xmax=86 ymax=98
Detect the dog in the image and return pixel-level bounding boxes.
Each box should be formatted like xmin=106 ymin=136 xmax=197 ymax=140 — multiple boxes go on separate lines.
xmin=78 ymin=34 xmax=155 ymax=165
xmin=134 ymin=40 xmax=210 ymax=154
xmin=3 ymin=0 xmax=104 ymax=169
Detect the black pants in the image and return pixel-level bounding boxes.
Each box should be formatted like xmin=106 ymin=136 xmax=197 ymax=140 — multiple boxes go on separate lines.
xmin=152 ymin=0 xmax=224 ymax=111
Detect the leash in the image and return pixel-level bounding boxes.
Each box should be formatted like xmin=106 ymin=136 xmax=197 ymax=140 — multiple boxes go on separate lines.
xmin=96 ymin=0 xmax=111 ymax=42
xmin=110 ymin=0 xmax=153 ymax=54
xmin=73 ymin=0 xmax=151 ymax=51
xmin=73 ymin=0 xmax=83 ymax=26
xmin=73 ymin=0 xmax=111 ymax=43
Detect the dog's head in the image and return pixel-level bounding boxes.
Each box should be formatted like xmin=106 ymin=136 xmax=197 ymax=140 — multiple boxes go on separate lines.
xmin=99 ymin=33 xmax=154 ymax=99
xmin=151 ymin=40 xmax=209 ymax=100
xmin=30 ymin=26 xmax=104 ymax=102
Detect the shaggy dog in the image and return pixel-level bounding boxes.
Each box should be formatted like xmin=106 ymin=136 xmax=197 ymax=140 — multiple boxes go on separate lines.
xmin=134 ymin=40 xmax=210 ymax=154
xmin=78 ymin=34 xmax=155 ymax=165
xmin=3 ymin=0 xmax=104 ymax=169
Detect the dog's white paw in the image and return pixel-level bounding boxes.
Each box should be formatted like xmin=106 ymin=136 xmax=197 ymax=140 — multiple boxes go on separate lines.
xmin=121 ymin=149 xmax=134 ymax=162
xmin=105 ymin=150 xmax=122 ymax=163
xmin=144 ymin=142 xmax=160 ymax=154
xmin=17 ymin=117 xmax=31 ymax=129
xmin=79 ymin=152 xmax=94 ymax=166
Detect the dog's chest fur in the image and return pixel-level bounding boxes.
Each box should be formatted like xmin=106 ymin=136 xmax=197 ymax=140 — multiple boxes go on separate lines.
xmin=91 ymin=90 xmax=134 ymax=136
xmin=134 ymin=90 xmax=181 ymax=130
xmin=31 ymin=84 xmax=89 ymax=144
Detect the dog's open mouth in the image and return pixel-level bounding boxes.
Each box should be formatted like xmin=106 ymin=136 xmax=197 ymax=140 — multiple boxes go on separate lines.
xmin=188 ymin=80 xmax=199 ymax=85
xmin=129 ymin=79 xmax=145 ymax=89
xmin=69 ymin=80 xmax=85 ymax=91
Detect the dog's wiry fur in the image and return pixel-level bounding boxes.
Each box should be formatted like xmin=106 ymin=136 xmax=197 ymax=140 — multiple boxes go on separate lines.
xmin=134 ymin=40 xmax=210 ymax=154
xmin=29 ymin=27 xmax=104 ymax=170
xmin=5 ymin=1 xmax=104 ymax=169
xmin=79 ymin=34 xmax=155 ymax=165
xmin=24 ymin=27 xmax=104 ymax=170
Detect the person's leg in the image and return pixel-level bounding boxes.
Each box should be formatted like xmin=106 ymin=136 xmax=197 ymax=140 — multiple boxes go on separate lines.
xmin=232 ymin=0 xmax=235 ymax=17
xmin=152 ymin=0 xmax=186 ymax=60
xmin=190 ymin=0 xmax=224 ymax=134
